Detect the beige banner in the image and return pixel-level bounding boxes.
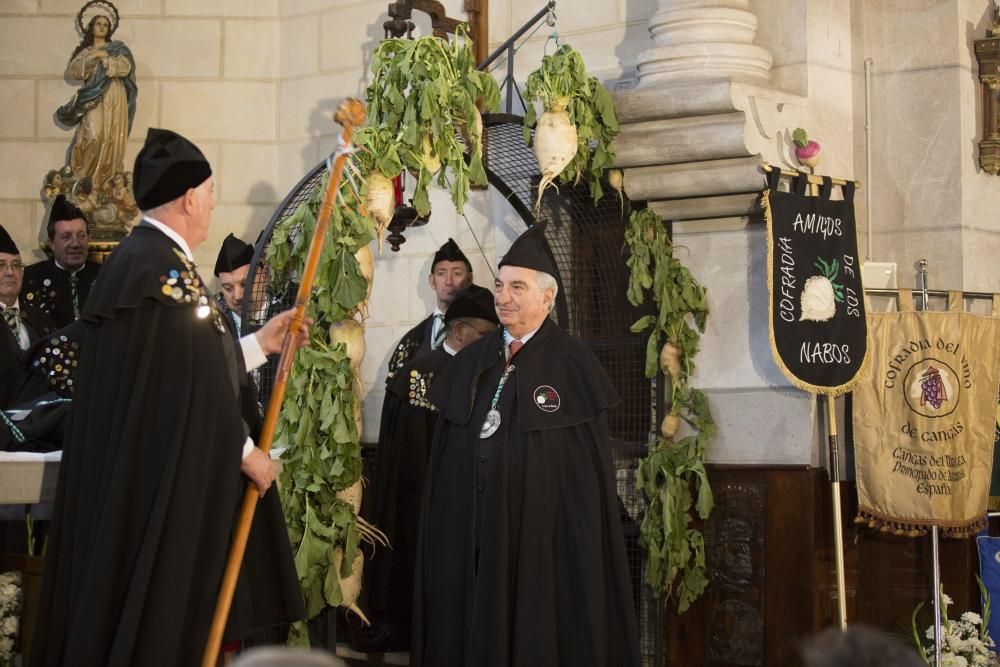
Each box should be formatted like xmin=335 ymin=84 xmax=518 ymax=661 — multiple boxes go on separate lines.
xmin=853 ymin=290 xmax=1000 ymax=537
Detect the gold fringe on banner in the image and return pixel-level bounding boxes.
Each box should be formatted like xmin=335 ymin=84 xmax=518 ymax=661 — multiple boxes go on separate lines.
xmin=855 ymin=508 xmax=988 ymax=539
xmin=761 ymin=188 xmax=871 ymax=397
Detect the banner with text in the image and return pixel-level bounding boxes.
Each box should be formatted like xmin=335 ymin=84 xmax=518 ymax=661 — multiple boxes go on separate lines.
xmin=763 ymin=172 xmax=869 ymax=395
xmin=853 ymin=292 xmax=1000 ymax=537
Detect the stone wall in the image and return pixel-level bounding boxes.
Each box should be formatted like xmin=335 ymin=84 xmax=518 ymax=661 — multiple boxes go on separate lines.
xmin=0 ymin=0 xmax=281 ymax=268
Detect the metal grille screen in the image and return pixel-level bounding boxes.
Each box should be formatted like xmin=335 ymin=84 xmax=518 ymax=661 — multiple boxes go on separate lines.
xmin=243 ymin=113 xmax=663 ymax=665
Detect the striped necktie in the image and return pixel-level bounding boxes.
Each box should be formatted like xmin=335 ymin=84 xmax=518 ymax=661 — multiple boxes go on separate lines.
xmin=432 ymin=313 xmax=446 ymax=349
xmin=3 ymin=306 xmax=19 ymax=337
xmin=69 ymin=272 xmax=80 ymax=319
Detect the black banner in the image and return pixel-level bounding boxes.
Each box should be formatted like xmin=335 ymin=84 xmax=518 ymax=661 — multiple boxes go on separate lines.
xmin=764 ymin=171 xmax=868 ymax=395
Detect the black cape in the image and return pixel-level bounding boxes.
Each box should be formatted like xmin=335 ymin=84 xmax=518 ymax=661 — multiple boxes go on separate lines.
xmin=214 ymin=292 xmax=304 ymax=642
xmin=385 ymin=314 xmax=433 ymax=385
xmin=0 ymin=304 xmax=53 ymax=409
xmin=363 ymin=347 xmax=450 ymax=644
xmin=31 ymin=224 xmax=300 ymax=667
xmin=21 ymin=258 xmax=101 ymax=331
xmin=412 ymin=320 xmax=641 ymax=667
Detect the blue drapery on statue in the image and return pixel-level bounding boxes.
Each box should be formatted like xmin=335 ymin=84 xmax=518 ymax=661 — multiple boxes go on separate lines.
xmin=56 ymin=40 xmax=137 ymax=134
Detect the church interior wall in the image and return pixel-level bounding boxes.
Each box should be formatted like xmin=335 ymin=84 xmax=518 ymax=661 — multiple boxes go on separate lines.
xmin=2 ymin=0 xmax=998 ymax=450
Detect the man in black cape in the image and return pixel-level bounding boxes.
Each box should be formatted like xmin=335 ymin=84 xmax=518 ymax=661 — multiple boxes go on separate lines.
xmin=214 ymin=232 xmax=255 ymax=337
xmin=32 ymin=128 xmax=304 ymax=667
xmin=21 ymin=194 xmax=101 ymax=331
xmin=211 ymin=231 xmax=302 ymax=646
xmin=412 ymin=223 xmax=640 ymax=667
xmin=385 ymin=238 xmax=472 ymax=383
xmin=357 ymin=284 xmax=498 ymax=652
xmin=0 ymin=225 xmax=54 ymax=409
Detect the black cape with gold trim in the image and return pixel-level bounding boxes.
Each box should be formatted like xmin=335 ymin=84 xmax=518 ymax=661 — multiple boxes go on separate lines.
xmin=385 ymin=314 xmax=433 ymax=385
xmin=0 ymin=305 xmax=52 ymax=409
xmin=31 ymin=224 xmax=301 ymax=667
xmin=411 ymin=320 xmax=640 ymax=667
xmin=362 ymin=347 xmax=449 ymax=647
xmin=21 ymin=258 xmax=101 ymax=331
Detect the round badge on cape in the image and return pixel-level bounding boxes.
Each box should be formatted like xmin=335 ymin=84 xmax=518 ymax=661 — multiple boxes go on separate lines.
xmin=533 ymin=385 xmax=560 ymax=412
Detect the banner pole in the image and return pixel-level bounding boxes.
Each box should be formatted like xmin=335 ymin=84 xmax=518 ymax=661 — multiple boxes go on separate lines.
xmin=916 ymin=258 xmax=943 ymax=667
xmin=826 ymin=394 xmax=848 ymax=629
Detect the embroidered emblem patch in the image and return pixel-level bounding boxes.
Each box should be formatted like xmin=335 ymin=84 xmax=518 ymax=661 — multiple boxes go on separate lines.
xmin=533 ymin=385 xmax=560 ymax=412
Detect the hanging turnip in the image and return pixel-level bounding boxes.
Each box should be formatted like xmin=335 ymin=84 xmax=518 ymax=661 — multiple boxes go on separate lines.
xmin=524 ymin=44 xmax=620 ymax=213
xmin=532 ymin=98 xmax=578 ymax=213
xmin=329 ymin=317 xmax=365 ymax=371
xmin=366 ymin=25 xmax=499 ymax=217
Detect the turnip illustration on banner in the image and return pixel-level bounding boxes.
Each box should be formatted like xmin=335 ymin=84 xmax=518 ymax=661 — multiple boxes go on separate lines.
xmin=762 ymin=170 xmax=869 ymax=395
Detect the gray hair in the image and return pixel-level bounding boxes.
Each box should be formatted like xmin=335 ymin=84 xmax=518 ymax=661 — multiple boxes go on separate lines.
xmin=535 ymin=270 xmax=558 ymax=312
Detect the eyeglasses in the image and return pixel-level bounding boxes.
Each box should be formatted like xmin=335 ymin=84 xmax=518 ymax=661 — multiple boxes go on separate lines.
xmin=0 ymin=261 xmax=24 ymax=273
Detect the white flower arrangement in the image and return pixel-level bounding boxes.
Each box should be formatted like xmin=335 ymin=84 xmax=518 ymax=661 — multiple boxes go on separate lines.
xmin=0 ymin=570 xmax=22 ymax=667
xmin=912 ymin=582 xmax=998 ymax=667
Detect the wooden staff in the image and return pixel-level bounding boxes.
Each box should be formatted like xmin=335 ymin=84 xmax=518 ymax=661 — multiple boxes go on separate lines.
xmin=201 ymin=98 xmax=367 ymax=667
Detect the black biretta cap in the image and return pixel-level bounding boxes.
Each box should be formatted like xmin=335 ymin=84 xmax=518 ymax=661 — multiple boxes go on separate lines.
xmin=133 ymin=128 xmax=212 ymax=211
xmin=445 ymin=284 xmax=499 ymax=326
xmin=47 ymin=194 xmax=87 ymax=236
xmin=497 ymin=221 xmax=557 ymax=278
xmin=0 ymin=225 xmax=17 ymax=255
xmin=432 ymin=238 xmax=472 ymax=272
xmin=214 ymin=233 xmax=254 ymax=276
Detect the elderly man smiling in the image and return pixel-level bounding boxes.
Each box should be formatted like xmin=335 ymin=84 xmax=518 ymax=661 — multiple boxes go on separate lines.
xmin=411 ymin=222 xmax=640 ymax=667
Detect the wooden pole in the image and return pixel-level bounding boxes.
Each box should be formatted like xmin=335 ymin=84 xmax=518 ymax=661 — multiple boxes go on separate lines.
xmin=200 ymin=98 xmax=367 ymax=667
xmin=465 ymin=0 xmax=488 ymax=65
xmin=826 ymin=394 xmax=848 ymax=629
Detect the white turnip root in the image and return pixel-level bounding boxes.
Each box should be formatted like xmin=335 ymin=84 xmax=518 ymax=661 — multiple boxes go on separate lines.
xmin=329 ymin=318 xmax=365 ymax=371
xmin=336 ymin=479 xmax=363 ymax=514
xmin=365 ymin=172 xmax=394 ymax=253
xmin=659 ymin=342 xmax=681 ymax=379
xmin=660 ymin=414 xmax=680 ymax=439
xmin=421 ymin=135 xmax=441 ymax=174
xmin=533 ymin=104 xmax=577 ymax=214
xmin=333 ymin=547 xmax=370 ymax=624
xmin=460 ymin=107 xmax=484 ymax=158
xmin=354 ymin=245 xmax=374 ymax=320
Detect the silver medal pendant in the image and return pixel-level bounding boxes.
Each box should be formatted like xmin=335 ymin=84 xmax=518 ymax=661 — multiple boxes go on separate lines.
xmin=479 ymin=408 xmax=501 ymax=439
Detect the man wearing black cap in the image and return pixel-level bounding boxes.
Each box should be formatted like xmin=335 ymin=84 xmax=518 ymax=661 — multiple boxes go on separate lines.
xmin=357 ymin=284 xmax=499 ymax=653
xmin=32 ymin=128 xmax=304 ymax=667
xmin=21 ymin=194 xmax=101 ymax=331
xmin=411 ymin=223 xmax=641 ymax=667
xmin=0 ymin=225 xmax=55 ymax=409
xmin=214 ymin=232 xmax=255 ymax=337
xmin=385 ymin=238 xmax=472 ymax=383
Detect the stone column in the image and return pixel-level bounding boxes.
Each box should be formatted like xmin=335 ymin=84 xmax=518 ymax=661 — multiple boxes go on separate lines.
xmin=635 ymin=0 xmax=773 ymax=86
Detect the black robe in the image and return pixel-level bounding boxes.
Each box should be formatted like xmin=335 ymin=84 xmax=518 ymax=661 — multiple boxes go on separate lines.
xmin=21 ymin=258 xmax=100 ymax=331
xmin=412 ymin=320 xmax=641 ymax=667
xmin=30 ymin=224 xmax=299 ymax=667
xmin=0 ymin=304 xmax=53 ymax=409
xmin=215 ymin=293 xmax=304 ymax=643
xmin=385 ymin=314 xmax=434 ymax=385
xmin=363 ymin=347 xmax=451 ymax=644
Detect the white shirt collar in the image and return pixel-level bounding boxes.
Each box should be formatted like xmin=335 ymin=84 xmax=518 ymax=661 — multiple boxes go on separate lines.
xmin=143 ymin=215 xmax=195 ymax=262
xmin=442 ymin=340 xmax=457 ymax=356
xmin=433 ymin=306 xmax=445 ymax=318
xmin=505 ymin=325 xmax=541 ymax=346
xmin=0 ymin=299 xmax=20 ymax=311
xmin=53 ymin=259 xmax=82 ymax=275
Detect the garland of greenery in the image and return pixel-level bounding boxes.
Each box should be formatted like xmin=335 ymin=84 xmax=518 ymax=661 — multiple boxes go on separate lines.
xmin=625 ymin=208 xmax=716 ymax=613
xmin=266 ymin=171 xmax=374 ymax=644
xmin=523 ymin=43 xmax=619 ymax=204
xmin=366 ymin=24 xmax=499 ymax=216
